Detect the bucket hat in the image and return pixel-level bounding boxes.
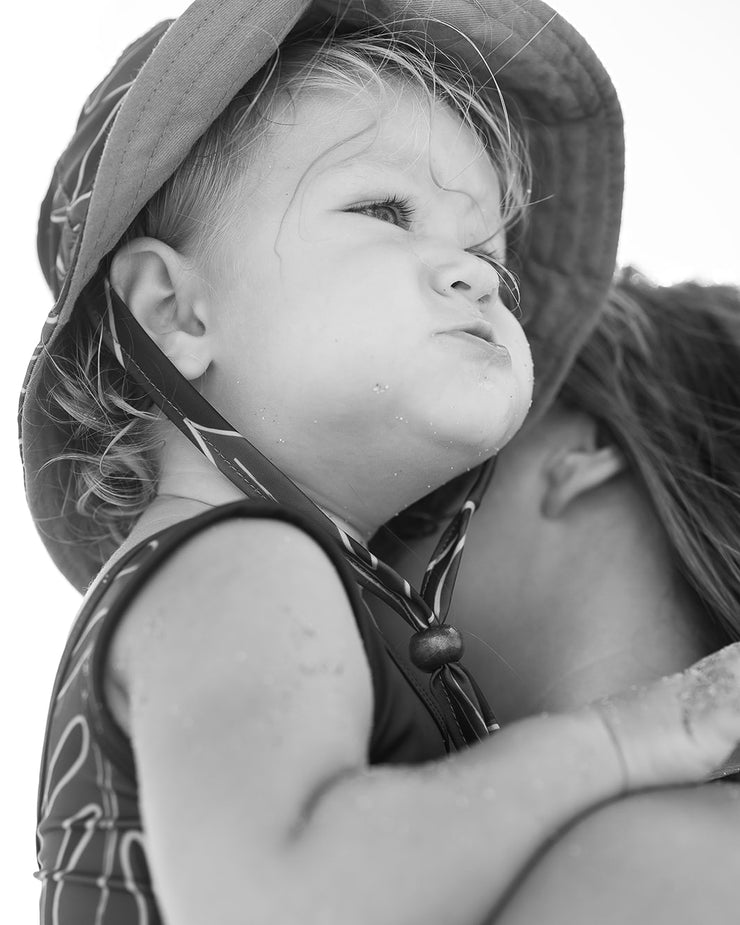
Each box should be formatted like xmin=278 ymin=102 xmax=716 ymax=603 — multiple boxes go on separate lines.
xmin=21 ymin=0 xmax=624 ymax=593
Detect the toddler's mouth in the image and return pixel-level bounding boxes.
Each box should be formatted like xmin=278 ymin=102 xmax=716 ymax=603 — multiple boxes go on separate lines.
xmin=436 ymin=319 xmax=513 ymax=368
xmin=438 ymin=320 xmax=511 ymax=362
xmin=463 ymin=319 xmax=497 ymax=345
xmin=439 ymin=318 xmax=497 ymax=344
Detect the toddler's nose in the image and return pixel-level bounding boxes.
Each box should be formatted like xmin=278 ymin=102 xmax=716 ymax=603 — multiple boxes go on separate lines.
xmin=431 ymin=250 xmax=500 ymax=305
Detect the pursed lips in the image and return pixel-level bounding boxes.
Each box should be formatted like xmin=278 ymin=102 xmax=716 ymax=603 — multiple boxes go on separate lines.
xmin=437 ymin=318 xmax=497 ymax=345
xmin=436 ymin=318 xmax=512 ymax=363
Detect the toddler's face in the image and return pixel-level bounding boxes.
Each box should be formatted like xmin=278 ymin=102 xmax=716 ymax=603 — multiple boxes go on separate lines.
xmin=200 ymin=82 xmax=533 ymax=508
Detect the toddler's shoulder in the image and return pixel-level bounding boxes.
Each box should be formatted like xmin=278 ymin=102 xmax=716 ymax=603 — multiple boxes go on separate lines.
xmin=126 ymin=502 xmax=357 ymax=613
xmin=105 ymin=503 xmax=372 ymax=737
xmin=158 ymin=510 xmax=344 ymax=587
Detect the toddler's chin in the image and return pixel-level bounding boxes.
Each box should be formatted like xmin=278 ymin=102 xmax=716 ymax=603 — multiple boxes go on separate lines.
xmin=453 ymin=401 xmax=531 ymax=463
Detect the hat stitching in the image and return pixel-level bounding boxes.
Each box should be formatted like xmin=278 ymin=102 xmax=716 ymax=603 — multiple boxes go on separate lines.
xmin=81 ymin=24 xmax=168 ymax=118
xmin=492 ymin=8 xmax=558 ymax=77
xmin=93 ymin=7 xmax=221 ymax=253
xmin=117 ymin=9 xmax=275 ymax=250
xmin=491 ymin=8 xmax=590 ymax=110
xmin=96 ymin=1 xmax=265 ymax=258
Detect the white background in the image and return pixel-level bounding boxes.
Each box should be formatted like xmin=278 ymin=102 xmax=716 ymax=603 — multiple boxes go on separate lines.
xmin=2 ymin=1 xmax=738 ymax=919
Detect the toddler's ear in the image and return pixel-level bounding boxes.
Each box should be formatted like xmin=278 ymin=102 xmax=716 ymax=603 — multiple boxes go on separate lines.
xmin=109 ymin=238 xmax=212 ymax=381
xmin=541 ymin=413 xmax=627 ymax=519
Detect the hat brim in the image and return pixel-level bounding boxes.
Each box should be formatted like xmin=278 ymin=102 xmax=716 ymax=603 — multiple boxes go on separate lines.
xmin=21 ymin=0 xmax=623 ymax=591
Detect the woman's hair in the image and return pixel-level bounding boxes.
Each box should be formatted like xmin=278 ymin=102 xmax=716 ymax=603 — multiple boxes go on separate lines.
xmin=45 ymin=23 xmax=531 ymax=558
xmin=559 ymin=267 xmax=740 ymax=642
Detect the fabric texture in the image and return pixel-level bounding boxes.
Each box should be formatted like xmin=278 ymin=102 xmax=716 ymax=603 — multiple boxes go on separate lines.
xmin=36 ymin=501 xmax=455 ymax=924
xmin=20 ymin=0 xmax=624 ymax=592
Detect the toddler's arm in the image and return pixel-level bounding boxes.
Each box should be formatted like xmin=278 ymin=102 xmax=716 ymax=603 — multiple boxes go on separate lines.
xmin=111 ymin=519 xmax=740 ymax=925
xmin=490 ymin=782 xmax=740 ymax=924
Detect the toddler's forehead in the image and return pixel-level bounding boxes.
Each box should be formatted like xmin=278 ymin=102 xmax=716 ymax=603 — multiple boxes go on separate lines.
xmin=263 ymin=81 xmax=494 ymax=188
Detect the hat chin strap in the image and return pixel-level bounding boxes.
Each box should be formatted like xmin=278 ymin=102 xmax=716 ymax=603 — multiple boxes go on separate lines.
xmin=97 ymin=274 xmax=501 ymax=747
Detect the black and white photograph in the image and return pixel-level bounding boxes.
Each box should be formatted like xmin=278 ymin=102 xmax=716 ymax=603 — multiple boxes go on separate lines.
xmin=4 ymin=1 xmax=740 ymax=922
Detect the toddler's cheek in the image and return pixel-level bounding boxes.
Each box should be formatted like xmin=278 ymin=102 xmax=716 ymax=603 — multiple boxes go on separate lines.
xmin=503 ymin=332 xmax=535 ymax=442
xmin=510 ymin=324 xmax=534 ymax=404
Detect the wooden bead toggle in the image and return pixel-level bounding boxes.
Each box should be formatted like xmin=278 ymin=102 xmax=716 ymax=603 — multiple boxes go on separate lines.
xmin=409 ymin=625 xmax=464 ymax=672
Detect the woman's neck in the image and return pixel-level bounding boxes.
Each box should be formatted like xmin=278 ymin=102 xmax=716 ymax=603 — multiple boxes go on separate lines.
xmin=386 ymin=476 xmax=725 ymax=723
xmin=494 ymin=484 xmax=724 ymax=719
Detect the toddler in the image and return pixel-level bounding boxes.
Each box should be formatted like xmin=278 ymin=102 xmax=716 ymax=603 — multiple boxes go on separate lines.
xmin=24 ymin=3 xmax=740 ymax=924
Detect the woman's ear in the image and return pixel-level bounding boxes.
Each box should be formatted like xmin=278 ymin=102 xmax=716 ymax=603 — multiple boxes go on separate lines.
xmin=109 ymin=238 xmax=212 ymax=381
xmin=541 ymin=413 xmax=627 ymax=519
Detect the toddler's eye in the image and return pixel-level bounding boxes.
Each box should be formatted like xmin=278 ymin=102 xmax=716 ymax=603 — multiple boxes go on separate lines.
xmin=349 ymin=196 xmax=414 ymax=229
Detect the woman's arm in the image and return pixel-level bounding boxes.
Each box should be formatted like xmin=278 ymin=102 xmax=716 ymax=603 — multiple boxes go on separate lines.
xmin=492 ymin=783 xmax=740 ymax=925
xmin=109 ymin=518 xmax=740 ymax=925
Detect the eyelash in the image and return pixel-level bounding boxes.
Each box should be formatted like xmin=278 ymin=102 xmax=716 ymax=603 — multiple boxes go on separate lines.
xmin=349 ymin=195 xmax=506 ymax=268
xmin=349 ymin=195 xmax=415 ymax=229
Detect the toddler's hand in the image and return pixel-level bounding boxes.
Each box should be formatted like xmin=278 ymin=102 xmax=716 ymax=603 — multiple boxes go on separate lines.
xmin=592 ymin=642 xmax=740 ymax=790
